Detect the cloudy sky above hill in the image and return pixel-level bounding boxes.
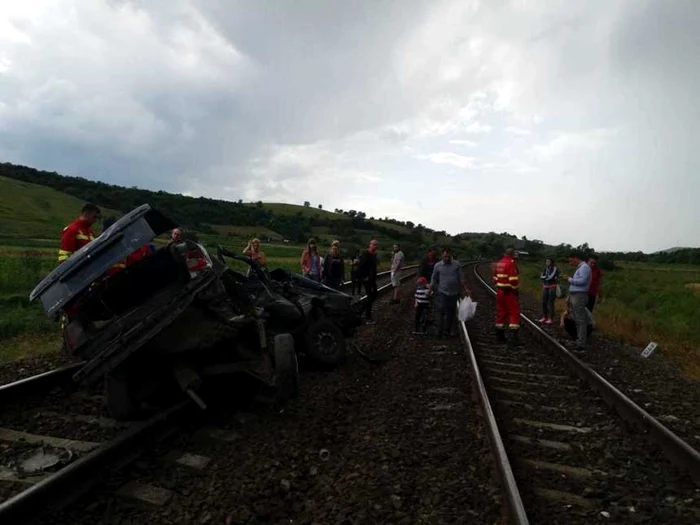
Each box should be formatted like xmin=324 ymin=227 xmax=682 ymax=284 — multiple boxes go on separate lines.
xmin=1 ymin=0 xmax=698 ymax=252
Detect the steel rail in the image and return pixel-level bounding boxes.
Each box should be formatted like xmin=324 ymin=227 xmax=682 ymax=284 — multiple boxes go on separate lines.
xmin=0 ymin=400 xmax=192 ymax=525
xmin=456 ymin=265 xmax=529 ymax=525
xmin=341 ymin=263 xmax=419 ymax=289
xmin=472 ymin=263 xmax=700 ymax=486
xmin=354 ymin=265 xmax=419 ymax=304
xmin=0 ymin=362 xmax=84 ymax=401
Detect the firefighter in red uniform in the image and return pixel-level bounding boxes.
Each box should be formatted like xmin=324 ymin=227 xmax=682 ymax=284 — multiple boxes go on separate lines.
xmin=493 ymin=247 xmax=524 ymax=347
xmin=57 ymin=203 xmax=101 ymax=358
xmin=57 ymin=203 xmax=101 ymax=264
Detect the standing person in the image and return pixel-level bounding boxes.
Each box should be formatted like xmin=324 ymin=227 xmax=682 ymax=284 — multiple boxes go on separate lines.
xmin=300 ymin=238 xmax=322 ymax=282
xmin=243 ymin=238 xmax=268 ymax=268
xmin=430 ymin=248 xmax=471 ymax=338
xmin=560 ymin=295 xmax=594 ymax=341
xmin=350 ymin=250 xmax=361 ymax=295
xmin=587 ymin=255 xmax=603 ymax=312
xmin=323 ymin=244 xmax=345 ymax=290
xmin=390 ymin=244 xmax=405 ymax=304
xmin=418 ymin=247 xmax=438 ymax=282
xmin=562 ymin=251 xmax=592 ymax=350
xmin=493 ymin=247 xmax=523 ymax=347
xmin=57 ymin=203 xmax=101 ymax=264
xmin=539 ymin=258 xmax=559 ymax=324
xmin=413 ymin=277 xmax=431 ymax=334
xmin=356 ymin=239 xmax=379 ymax=324
xmin=170 ymin=228 xmax=182 ymax=243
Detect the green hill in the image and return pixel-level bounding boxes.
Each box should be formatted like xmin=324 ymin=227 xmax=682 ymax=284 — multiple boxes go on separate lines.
xmin=0 ymin=175 xmax=120 ymax=247
xmin=0 ymin=162 xmax=456 ymax=260
xmin=0 ymin=161 xmax=580 ymax=262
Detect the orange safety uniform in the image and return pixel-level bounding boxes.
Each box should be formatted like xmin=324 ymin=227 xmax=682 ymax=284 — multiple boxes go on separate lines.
xmin=58 ymin=219 xmax=96 ymax=264
xmin=493 ymin=254 xmax=521 ymax=330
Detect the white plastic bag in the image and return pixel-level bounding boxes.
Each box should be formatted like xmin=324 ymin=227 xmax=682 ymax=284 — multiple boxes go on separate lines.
xmin=458 ymin=297 xmax=478 ymax=322
xmin=555 ymin=284 xmax=563 ymax=298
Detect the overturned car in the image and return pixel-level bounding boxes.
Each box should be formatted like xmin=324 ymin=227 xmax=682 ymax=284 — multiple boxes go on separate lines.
xmin=30 ymin=204 xmax=362 ymax=419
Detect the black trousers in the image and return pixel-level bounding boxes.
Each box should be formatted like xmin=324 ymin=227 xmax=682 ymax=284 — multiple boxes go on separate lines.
xmin=435 ymin=293 xmax=458 ymax=336
xmin=364 ymin=280 xmax=377 ymax=320
xmin=325 ymin=277 xmax=342 ymax=290
xmin=351 ymin=272 xmax=360 ymax=295
xmin=414 ymin=303 xmax=429 ymax=331
xmin=587 ymin=294 xmax=597 ymax=312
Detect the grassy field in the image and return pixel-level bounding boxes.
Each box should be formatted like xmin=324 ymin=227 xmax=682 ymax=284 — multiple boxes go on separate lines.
xmin=0 ymin=175 xmax=120 ymax=240
xmin=210 ymin=224 xmax=284 ymax=240
xmin=517 ymin=260 xmax=700 ymax=379
xmin=0 ymin=253 xmax=61 ymax=363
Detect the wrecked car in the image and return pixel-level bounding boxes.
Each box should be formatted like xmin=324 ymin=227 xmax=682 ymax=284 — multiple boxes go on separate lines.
xmin=29 ymin=204 xmax=313 ymax=419
xmin=218 ymin=247 xmax=362 ymax=366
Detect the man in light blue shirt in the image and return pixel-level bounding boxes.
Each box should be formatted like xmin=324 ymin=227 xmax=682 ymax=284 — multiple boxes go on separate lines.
xmin=562 ymin=251 xmax=592 ymax=349
xmin=430 ymin=247 xmax=471 ymax=338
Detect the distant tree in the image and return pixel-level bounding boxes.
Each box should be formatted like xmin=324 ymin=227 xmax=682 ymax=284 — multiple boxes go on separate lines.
xmin=237 ymin=199 xmax=243 ymax=204
xmin=318 ymin=204 xmax=323 ymax=210
xmin=304 ymin=201 xmax=310 ymax=207
xmin=255 ymin=201 xmax=263 ymax=208
xmin=406 ymin=221 xmax=415 ymax=229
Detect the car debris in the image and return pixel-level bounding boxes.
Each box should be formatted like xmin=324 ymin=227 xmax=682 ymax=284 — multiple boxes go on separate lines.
xmin=30 ymin=204 xmax=362 ymax=419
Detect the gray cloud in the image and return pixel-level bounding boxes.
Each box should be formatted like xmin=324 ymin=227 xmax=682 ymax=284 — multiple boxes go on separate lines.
xmin=0 ymin=0 xmax=698 ymax=251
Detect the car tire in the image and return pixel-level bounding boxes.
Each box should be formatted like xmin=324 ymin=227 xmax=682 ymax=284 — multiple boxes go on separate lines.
xmin=105 ymin=369 xmax=139 ymax=420
xmin=305 ymin=319 xmax=346 ymax=366
xmin=274 ymin=334 xmax=299 ymax=399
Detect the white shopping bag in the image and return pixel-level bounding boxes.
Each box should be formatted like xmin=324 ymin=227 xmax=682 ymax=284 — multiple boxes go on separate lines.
xmin=458 ymin=297 xmax=477 ymax=322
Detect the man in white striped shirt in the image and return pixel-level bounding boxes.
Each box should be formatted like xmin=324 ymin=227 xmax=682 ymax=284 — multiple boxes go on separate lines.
xmin=414 ymin=277 xmax=431 ymax=334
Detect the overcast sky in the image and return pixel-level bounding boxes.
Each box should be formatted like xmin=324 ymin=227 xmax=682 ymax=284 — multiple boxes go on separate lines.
xmin=1 ymin=0 xmax=698 ymax=252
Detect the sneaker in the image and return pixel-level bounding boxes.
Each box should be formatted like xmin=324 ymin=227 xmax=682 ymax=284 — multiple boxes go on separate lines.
xmin=538 ymin=317 xmax=547 ymax=323
xmin=563 ymin=340 xmax=585 ymax=351
xmin=544 ymin=318 xmax=553 ymax=325
xmin=365 ymin=319 xmax=377 ymax=325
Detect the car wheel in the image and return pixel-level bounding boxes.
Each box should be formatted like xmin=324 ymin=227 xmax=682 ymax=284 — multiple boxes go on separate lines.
xmin=105 ymin=369 xmax=139 ymax=420
xmin=305 ymin=319 xmax=346 ymax=366
xmin=274 ymin=334 xmax=299 ymax=399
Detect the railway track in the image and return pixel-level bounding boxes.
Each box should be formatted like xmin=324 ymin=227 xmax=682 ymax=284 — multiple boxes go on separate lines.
xmin=460 ymin=262 xmax=700 ymax=524
xmin=0 ymin=266 xmax=417 ymax=524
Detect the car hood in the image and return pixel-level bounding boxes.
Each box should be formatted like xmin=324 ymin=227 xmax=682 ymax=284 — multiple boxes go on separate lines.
xmin=30 ymin=204 xmax=177 ymax=315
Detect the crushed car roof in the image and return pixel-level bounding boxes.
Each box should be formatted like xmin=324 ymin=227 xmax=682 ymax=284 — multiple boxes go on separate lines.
xmin=30 ymin=204 xmax=177 ymax=315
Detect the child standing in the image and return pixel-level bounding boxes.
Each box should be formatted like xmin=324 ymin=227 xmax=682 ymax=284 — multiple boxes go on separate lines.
xmin=414 ymin=277 xmax=431 ymax=334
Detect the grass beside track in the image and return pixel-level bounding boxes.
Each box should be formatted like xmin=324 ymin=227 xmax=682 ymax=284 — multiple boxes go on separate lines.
xmin=517 ymin=260 xmax=700 ymax=380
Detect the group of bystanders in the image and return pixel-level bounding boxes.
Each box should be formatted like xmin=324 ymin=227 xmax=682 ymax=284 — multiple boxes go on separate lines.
xmin=538 ymin=252 xmax=603 ymax=351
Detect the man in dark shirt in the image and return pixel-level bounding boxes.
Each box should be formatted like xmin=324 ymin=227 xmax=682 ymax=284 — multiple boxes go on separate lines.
xmin=356 ymin=239 xmax=379 ymax=324
xmin=587 ymin=255 xmax=603 ymax=312
xmin=350 ymin=250 xmax=361 ymax=295
xmin=418 ymin=247 xmax=438 ymax=282
xmin=323 ymin=244 xmax=345 ymax=290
